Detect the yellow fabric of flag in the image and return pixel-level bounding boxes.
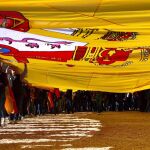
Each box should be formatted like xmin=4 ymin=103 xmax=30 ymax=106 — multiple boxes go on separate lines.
xmin=0 ymin=0 xmax=150 ymax=93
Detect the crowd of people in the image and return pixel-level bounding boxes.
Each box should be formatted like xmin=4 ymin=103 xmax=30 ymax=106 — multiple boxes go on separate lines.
xmin=0 ymin=62 xmax=150 ymax=127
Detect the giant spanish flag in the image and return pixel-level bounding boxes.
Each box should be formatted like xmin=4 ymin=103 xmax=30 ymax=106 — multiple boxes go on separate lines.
xmin=0 ymin=0 xmax=150 ymax=93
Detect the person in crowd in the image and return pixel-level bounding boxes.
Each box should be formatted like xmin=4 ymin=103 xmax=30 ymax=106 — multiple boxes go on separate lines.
xmin=96 ymin=91 xmax=104 ymax=113
xmin=11 ymin=63 xmax=27 ymax=120
xmin=65 ymin=89 xmax=73 ymax=114
xmin=91 ymin=92 xmax=97 ymax=112
xmin=132 ymin=92 xmax=140 ymax=110
xmin=28 ymin=87 xmax=36 ymax=116
xmin=0 ymin=66 xmax=7 ymax=126
xmin=145 ymin=89 xmax=150 ymax=112
xmin=22 ymin=83 xmax=30 ymax=116
xmin=58 ymin=92 xmax=66 ymax=113
xmin=47 ymin=90 xmax=54 ymax=113
xmin=34 ymin=88 xmax=43 ymax=116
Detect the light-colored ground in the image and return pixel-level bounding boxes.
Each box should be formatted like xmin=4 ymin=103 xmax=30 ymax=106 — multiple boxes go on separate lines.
xmin=0 ymin=112 xmax=150 ymax=150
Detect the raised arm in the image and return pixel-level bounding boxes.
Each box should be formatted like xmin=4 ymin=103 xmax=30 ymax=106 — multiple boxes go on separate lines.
xmin=20 ymin=63 xmax=27 ymax=81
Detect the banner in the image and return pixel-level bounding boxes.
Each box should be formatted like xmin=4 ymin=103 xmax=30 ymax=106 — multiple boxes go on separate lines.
xmin=0 ymin=1 xmax=150 ymax=93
